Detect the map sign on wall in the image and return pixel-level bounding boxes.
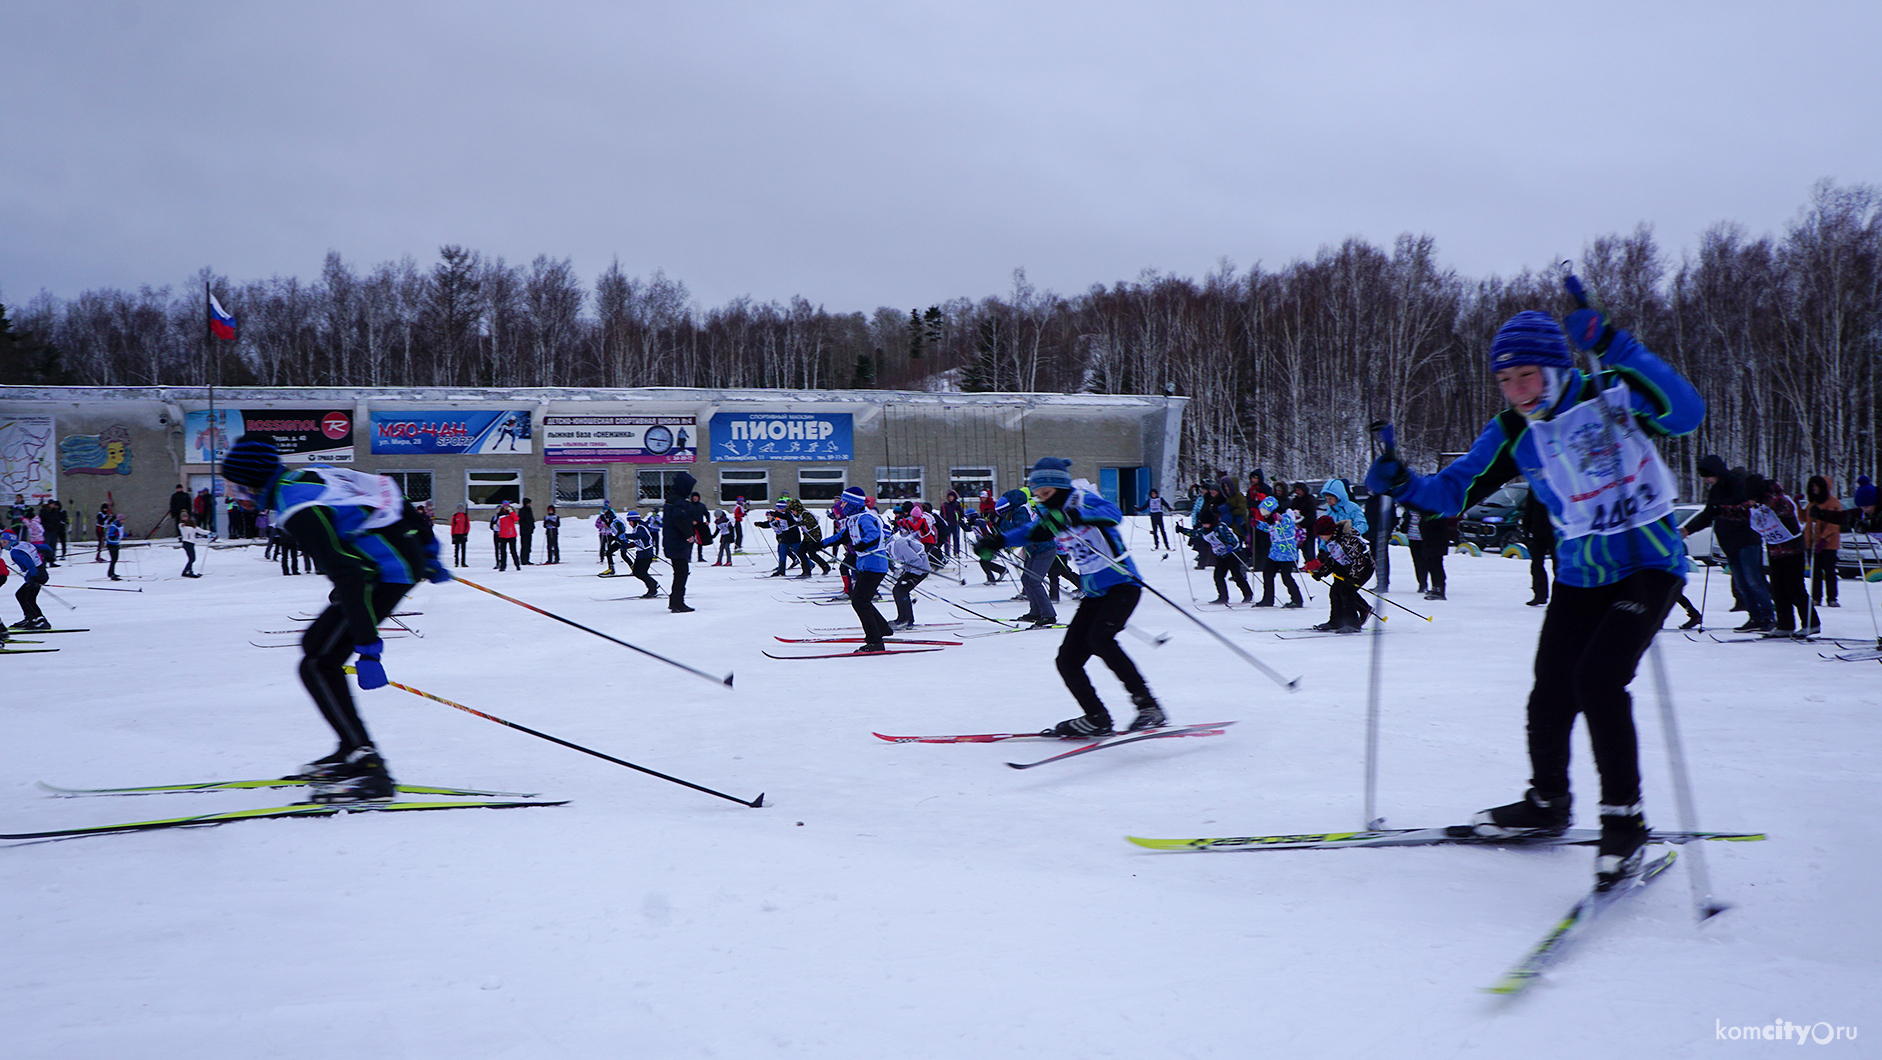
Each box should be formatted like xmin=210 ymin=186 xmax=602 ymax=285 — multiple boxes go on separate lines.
xmin=709 ymin=412 xmax=852 ymax=462
xmin=369 ymin=411 xmax=532 ymax=455
xmin=0 ymin=415 xmax=56 ymax=502
xmin=542 ymin=416 xmax=697 ymax=465
xmin=185 ymin=409 xmax=355 ymax=464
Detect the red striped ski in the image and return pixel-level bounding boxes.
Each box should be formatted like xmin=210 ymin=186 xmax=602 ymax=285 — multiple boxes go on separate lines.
xmin=1006 ymin=721 xmax=1237 ymax=768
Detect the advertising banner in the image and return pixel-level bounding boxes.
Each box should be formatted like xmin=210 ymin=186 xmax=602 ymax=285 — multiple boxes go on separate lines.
xmin=541 ymin=415 xmax=697 ymax=465
xmin=369 ymin=411 xmax=532 ymax=455
xmin=709 ymin=412 xmax=852 ymax=462
xmin=185 ymin=409 xmax=354 ymax=464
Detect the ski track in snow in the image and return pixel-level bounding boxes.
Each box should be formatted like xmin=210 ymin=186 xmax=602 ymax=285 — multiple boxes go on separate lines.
xmin=2 ymin=520 xmax=1877 ymax=1058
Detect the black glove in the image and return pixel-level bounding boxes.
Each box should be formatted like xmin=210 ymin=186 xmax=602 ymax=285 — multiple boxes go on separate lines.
xmin=974 ymin=529 xmax=1004 ymax=559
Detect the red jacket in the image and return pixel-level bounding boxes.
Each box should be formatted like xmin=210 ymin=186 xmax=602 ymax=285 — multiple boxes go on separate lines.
xmin=450 ymin=511 xmax=470 ymax=535
xmin=497 ymin=512 xmax=519 ymax=538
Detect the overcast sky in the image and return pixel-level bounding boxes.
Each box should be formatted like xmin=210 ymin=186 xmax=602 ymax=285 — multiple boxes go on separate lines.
xmin=4 ymin=1 xmax=1878 ymax=315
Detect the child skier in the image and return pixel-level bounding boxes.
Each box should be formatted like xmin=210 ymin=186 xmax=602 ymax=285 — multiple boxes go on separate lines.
xmin=1364 ymin=305 xmax=1704 ymax=888
xmin=1187 ymin=507 xmax=1252 ymax=604
xmin=221 ymin=436 xmax=450 ymax=801
xmin=1302 ymin=515 xmax=1372 ymax=632
xmin=822 ymin=486 xmax=894 ymax=651
xmin=622 ymin=511 xmax=662 ymax=598
xmin=2 ymin=529 xmax=50 ymax=630
xmin=977 ymin=458 xmax=1164 ymax=737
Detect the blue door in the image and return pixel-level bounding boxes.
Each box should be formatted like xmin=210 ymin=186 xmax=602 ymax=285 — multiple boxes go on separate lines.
xmin=1098 ymin=468 xmax=1119 ymax=508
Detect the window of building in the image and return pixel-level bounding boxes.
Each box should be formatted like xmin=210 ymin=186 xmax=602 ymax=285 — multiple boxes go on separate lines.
xmin=796 ymin=467 xmax=846 ymax=502
xmin=466 ymin=469 xmax=523 ymax=508
xmin=719 ymin=468 xmax=770 ymax=504
xmin=948 ymin=467 xmax=996 ymax=502
xmin=378 ymin=470 xmax=434 ymax=505
xmin=553 ymin=469 xmax=608 ymax=507
xmin=638 ymin=469 xmax=691 ymax=506
xmin=875 ymin=466 xmax=923 ymax=501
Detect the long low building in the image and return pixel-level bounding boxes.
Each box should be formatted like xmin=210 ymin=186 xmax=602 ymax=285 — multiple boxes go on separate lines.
xmin=0 ymin=387 xmax=1187 ymax=531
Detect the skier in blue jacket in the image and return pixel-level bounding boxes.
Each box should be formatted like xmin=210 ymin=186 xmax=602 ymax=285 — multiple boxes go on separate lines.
xmin=978 ymin=458 xmax=1164 ymax=737
xmin=824 ymin=486 xmax=894 ymax=651
xmin=222 ymin=436 xmax=450 ymax=802
xmin=1365 ymin=306 xmax=1703 ymax=888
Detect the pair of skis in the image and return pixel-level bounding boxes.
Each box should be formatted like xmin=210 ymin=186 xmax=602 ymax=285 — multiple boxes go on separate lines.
xmin=8 ymin=777 xmax=564 ymax=841
xmin=874 ymin=721 xmax=1236 ymax=768
xmin=1128 ymin=824 xmax=1762 ymax=994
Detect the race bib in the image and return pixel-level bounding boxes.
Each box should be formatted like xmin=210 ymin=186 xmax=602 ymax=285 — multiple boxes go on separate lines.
xmin=1525 ymin=380 xmax=1677 ymax=540
xmin=1748 ymin=504 xmax=1800 ymax=545
xmin=277 ymin=467 xmax=405 ymax=532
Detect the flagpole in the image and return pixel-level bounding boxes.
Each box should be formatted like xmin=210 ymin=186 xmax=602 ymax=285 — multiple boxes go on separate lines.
xmin=205 ymin=282 xmax=218 ymax=537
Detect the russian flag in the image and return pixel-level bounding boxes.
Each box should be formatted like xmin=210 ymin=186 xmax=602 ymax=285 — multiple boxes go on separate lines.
xmin=208 ymin=292 xmax=237 ymax=341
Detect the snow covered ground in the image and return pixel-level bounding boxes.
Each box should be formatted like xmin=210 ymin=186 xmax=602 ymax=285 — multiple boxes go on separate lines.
xmin=3 ymin=518 xmax=1876 ymax=1059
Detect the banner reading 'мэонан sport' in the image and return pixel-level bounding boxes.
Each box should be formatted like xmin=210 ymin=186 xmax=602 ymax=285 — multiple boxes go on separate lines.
xmin=369 ymin=411 xmax=533 ymax=455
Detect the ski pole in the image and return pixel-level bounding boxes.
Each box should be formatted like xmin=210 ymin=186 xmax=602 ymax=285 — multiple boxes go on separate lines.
xmin=35 ymin=586 xmax=76 ymax=610
xmin=453 ymin=576 xmax=733 ymax=688
xmin=44 ymin=583 xmax=141 ymax=593
xmin=1363 ymin=602 xmax=1386 ymax=830
xmin=1645 ymin=640 xmax=1729 ymax=921
xmin=1318 ymin=569 xmax=1432 ymax=621
xmin=347 ymin=669 xmax=763 ymax=808
xmin=1084 ymin=546 xmax=1300 ymax=691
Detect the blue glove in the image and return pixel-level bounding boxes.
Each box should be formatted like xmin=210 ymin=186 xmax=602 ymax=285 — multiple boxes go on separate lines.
xmin=354 ymin=641 xmax=388 ymax=690
xmin=420 ymin=532 xmax=452 ymax=583
xmin=1364 ymin=454 xmax=1410 ymax=496
xmin=1563 ymin=308 xmax=1615 ymax=352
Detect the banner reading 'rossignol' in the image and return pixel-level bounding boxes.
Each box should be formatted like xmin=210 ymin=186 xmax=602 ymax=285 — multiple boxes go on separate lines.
xmin=709 ymin=412 xmax=852 ymax=462
xmin=541 ymin=416 xmax=697 ymax=464
xmin=185 ymin=409 xmax=354 ymax=464
xmin=369 ymin=411 xmax=533 ymax=454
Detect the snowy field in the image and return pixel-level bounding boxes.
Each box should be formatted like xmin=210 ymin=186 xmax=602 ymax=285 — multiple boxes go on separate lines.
xmin=3 ymin=516 xmax=1877 ymax=1059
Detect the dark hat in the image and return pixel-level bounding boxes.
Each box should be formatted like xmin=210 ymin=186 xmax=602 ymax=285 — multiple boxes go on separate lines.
xmin=1489 ymin=311 xmax=1572 ymax=371
xmin=1314 ymin=515 xmax=1337 ymax=536
xmin=220 ymin=435 xmax=283 ymax=489
xmin=1697 ymin=454 xmax=1728 ymax=478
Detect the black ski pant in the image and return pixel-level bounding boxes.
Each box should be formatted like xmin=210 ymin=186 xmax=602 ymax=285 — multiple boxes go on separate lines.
xmin=632 ymin=551 xmax=660 ymax=594
xmin=451 ymin=534 xmax=468 ymax=567
xmin=1524 ymin=568 xmax=1679 ymax=809
xmin=1259 ymin=560 xmax=1301 ymax=606
xmin=666 ymin=549 xmax=693 ymax=610
xmin=521 ymin=530 xmax=534 ymax=564
xmin=892 ymin=570 xmax=927 ymax=625
xmin=280 ymin=541 xmax=300 ymax=575
xmin=1810 ymin=549 xmax=1838 ymax=605
xmin=16 ymin=577 xmax=45 ymax=623
xmin=1530 ymin=546 xmax=1554 ymax=603
xmin=1213 ymin=553 xmax=1252 ymax=601
xmin=1327 ymin=578 xmax=1366 ymax=628
xmin=849 ymin=569 xmax=893 ymax=642
xmin=301 ymin=582 xmax=412 ymax=756
xmin=1767 ymin=552 xmax=1810 ymax=631
xmin=1148 ymin=513 xmax=1170 ymax=550
xmin=1409 ymin=535 xmax=1447 ymax=593
xmin=1056 ymin=583 xmax=1151 ymax=725
xmin=545 ymin=530 xmax=560 ymax=564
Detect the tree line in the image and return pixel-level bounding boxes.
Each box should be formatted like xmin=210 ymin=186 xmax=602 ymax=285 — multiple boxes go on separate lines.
xmin=4 ymin=180 xmax=1877 ymax=496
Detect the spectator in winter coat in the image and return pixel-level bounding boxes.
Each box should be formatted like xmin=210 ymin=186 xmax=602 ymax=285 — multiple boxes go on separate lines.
xmin=168 ymin=485 xmax=192 ymax=534
xmin=518 ymin=499 xmax=537 ymax=565
xmin=1523 ymin=492 xmax=1556 ymax=606
xmin=661 ymin=471 xmax=712 ymax=613
xmin=1683 ymin=455 xmax=1774 ymax=631
xmin=542 ymin=506 xmax=562 ymax=564
xmin=494 ymin=503 xmax=521 ymax=570
xmin=449 ymin=504 xmax=471 ymax=567
xmin=1401 ymin=507 xmax=1455 ymax=601
xmin=1803 ymin=476 xmax=1840 ymax=608
xmin=1320 ymin=478 xmax=1368 ymax=536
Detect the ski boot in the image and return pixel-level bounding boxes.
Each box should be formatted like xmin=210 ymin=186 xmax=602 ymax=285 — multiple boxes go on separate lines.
xmin=1045 ymin=715 xmax=1115 ymax=739
xmin=640 ymin=586 xmax=661 ymax=599
xmin=1594 ymin=803 xmax=1649 ymax=891
xmin=1125 ymin=694 xmax=1166 ymax=732
xmin=854 ymin=640 xmax=887 ymax=654
xmin=1467 ymin=788 xmax=1572 ymax=838
xmin=308 ymin=747 xmax=395 ymax=803
xmin=289 ymin=747 xmax=351 ymax=782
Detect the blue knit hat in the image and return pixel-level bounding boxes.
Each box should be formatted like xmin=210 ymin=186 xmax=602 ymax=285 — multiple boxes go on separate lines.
xmin=220 ymin=435 xmax=283 ymax=489
xmin=837 ymin=486 xmax=868 ymax=513
xmin=1489 ymin=311 xmax=1572 ymax=372
xmin=1026 ymin=457 xmax=1074 ymax=491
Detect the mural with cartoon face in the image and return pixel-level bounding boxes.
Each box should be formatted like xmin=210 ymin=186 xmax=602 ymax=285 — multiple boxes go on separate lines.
xmin=60 ymin=425 xmax=133 ymax=476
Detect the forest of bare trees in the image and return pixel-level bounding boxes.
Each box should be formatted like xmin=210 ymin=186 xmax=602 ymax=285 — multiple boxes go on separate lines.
xmin=4 ymin=181 xmax=1878 ymax=494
